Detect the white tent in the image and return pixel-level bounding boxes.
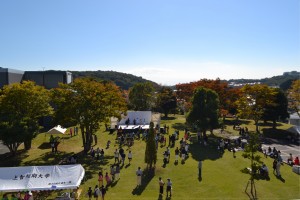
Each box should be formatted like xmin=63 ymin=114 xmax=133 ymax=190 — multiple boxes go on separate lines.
xmin=47 ymin=125 xmax=67 ymax=135
xmin=0 ymin=164 xmax=85 ymax=192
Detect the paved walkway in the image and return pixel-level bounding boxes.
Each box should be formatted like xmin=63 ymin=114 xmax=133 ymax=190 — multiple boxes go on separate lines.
xmin=0 ymin=141 xmax=10 ymax=155
xmin=262 ymin=138 xmax=300 ymax=162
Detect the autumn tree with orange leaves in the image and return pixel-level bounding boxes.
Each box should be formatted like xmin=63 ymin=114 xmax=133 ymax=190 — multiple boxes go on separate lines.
xmin=176 ymin=79 xmax=240 ymax=118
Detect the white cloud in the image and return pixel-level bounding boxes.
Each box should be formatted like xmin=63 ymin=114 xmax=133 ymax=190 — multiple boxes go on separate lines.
xmin=124 ymin=61 xmax=298 ymax=85
xmin=125 ymin=61 xmax=264 ymax=85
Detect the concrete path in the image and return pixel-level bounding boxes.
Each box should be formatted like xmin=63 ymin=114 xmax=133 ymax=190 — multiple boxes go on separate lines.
xmin=262 ymin=138 xmax=300 ymax=162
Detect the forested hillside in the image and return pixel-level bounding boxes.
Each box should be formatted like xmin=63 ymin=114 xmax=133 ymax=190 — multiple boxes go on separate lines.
xmin=71 ymin=70 xmax=298 ymax=91
xmin=71 ymin=70 xmax=160 ymax=90
xmin=227 ymin=71 xmax=299 ymax=91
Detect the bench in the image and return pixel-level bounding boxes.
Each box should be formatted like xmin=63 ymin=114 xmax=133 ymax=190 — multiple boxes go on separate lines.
xmin=292 ymin=165 xmax=300 ymax=175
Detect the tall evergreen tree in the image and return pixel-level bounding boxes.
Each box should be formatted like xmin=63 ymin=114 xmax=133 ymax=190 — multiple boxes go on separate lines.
xmin=145 ymin=122 xmax=157 ymax=169
xmin=186 ymin=87 xmax=220 ymax=135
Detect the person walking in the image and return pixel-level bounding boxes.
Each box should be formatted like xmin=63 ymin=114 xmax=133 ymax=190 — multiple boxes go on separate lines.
xmin=136 ymin=167 xmax=143 ymax=187
xmin=115 ymin=164 xmax=120 ymax=180
xmin=175 ymin=147 xmax=179 ymax=164
xmin=87 ymin=187 xmax=93 ymax=200
xmin=114 ymin=149 xmax=120 ymax=164
xmin=98 ymin=171 xmax=103 ymax=187
xmin=276 ymin=151 xmax=283 ymax=177
xmin=166 ymin=178 xmax=172 ymax=197
xmin=128 ymin=150 xmax=133 ymax=164
xmin=159 ymin=177 xmax=165 ymax=195
xmin=198 ymin=160 xmax=202 ymax=178
xmin=93 ymin=185 xmax=101 ymax=200
xmin=101 ymin=185 xmax=106 ymax=200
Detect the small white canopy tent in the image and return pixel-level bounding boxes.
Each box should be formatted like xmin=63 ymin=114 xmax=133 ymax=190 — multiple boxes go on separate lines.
xmin=0 ymin=164 xmax=85 ymax=192
xmin=47 ymin=125 xmax=67 ymax=135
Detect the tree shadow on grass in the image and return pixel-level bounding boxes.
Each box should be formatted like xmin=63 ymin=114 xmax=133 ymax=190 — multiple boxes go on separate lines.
xmin=262 ymin=128 xmax=293 ymax=140
xmin=189 ymin=135 xmax=225 ymax=161
xmin=38 ymin=142 xmax=51 ymax=149
xmin=161 ymin=116 xmax=176 ymax=120
xmin=171 ymin=123 xmax=186 ymax=131
xmin=132 ymin=167 xmax=155 ymax=196
xmin=0 ymin=149 xmax=29 ymax=167
xmin=23 ymin=151 xmax=75 ymax=166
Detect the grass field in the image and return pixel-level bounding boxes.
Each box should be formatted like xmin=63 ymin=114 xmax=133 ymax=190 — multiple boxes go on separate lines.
xmin=1 ymin=115 xmax=299 ymax=200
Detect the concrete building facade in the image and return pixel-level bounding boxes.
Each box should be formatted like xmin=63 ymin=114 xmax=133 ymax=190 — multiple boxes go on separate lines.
xmin=0 ymin=67 xmax=72 ymax=89
xmin=0 ymin=68 xmax=24 ymax=88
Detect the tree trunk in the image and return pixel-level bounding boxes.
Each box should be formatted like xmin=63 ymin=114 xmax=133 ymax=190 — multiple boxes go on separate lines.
xmin=7 ymin=143 xmax=19 ymax=156
xmin=81 ymin=127 xmax=86 ymax=148
xmin=84 ymin=129 xmax=93 ymax=154
xmin=272 ymin=120 xmax=277 ymax=129
xmin=255 ymin=120 xmax=259 ymax=133
xmin=24 ymin=139 xmax=32 ymax=150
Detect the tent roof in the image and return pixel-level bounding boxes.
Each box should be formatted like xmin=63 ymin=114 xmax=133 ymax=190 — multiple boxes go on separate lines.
xmin=47 ymin=125 xmax=67 ymax=134
xmin=0 ymin=164 xmax=85 ymax=192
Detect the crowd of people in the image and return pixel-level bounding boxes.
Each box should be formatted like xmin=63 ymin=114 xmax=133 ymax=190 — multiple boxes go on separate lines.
xmin=42 ymin=123 xmax=299 ymax=199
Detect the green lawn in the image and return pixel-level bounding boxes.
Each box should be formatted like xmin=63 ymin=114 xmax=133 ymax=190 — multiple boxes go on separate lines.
xmin=1 ymin=115 xmax=299 ymax=199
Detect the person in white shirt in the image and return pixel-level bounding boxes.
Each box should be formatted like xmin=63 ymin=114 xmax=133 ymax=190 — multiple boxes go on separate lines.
xmin=128 ymin=150 xmax=133 ymax=164
xmin=136 ymin=167 xmax=143 ymax=187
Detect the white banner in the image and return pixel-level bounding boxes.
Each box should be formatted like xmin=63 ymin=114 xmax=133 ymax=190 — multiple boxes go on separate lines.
xmin=0 ymin=164 xmax=85 ymax=192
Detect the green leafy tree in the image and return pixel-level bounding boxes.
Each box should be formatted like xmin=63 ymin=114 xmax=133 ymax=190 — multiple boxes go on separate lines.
xmin=236 ymin=84 xmax=276 ymax=132
xmin=128 ymin=82 xmax=155 ymax=111
xmin=242 ymin=132 xmax=263 ymax=199
xmin=263 ymin=89 xmax=289 ymax=128
xmin=51 ymin=78 xmax=127 ymax=153
xmin=288 ymin=80 xmax=300 ymax=117
xmin=0 ymin=81 xmax=53 ymax=154
xmin=145 ymin=122 xmax=157 ymax=169
xmin=155 ymin=86 xmax=177 ymax=117
xmin=186 ymin=87 xmax=220 ymax=135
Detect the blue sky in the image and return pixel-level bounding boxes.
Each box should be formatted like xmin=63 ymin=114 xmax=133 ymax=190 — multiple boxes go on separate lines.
xmin=0 ymin=0 xmax=299 ymax=85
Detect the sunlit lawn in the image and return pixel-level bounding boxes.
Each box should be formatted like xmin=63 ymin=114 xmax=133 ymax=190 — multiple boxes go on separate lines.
xmin=0 ymin=115 xmax=299 ymax=199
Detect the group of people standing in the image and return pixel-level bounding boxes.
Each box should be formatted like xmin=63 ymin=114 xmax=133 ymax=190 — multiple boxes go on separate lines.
xmin=158 ymin=177 xmax=173 ymax=197
xmin=87 ymin=185 xmax=106 ymax=200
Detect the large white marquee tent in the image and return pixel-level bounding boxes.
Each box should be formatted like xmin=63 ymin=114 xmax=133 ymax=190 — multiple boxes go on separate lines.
xmin=0 ymin=164 xmax=85 ymax=192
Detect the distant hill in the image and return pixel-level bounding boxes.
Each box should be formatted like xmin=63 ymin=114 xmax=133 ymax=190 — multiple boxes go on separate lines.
xmin=227 ymin=71 xmax=299 ymax=91
xmin=71 ymin=70 xmax=160 ymax=90
xmin=71 ymin=70 xmax=298 ymax=91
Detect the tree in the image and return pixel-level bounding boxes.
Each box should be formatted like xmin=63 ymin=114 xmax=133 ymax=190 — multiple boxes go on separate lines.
xmin=263 ymin=89 xmax=289 ymax=128
xmin=288 ymin=80 xmax=300 ymax=117
xmin=155 ymin=87 xmax=177 ymax=117
xmin=128 ymin=82 xmax=155 ymax=111
xmin=236 ymin=84 xmax=276 ymax=132
xmin=242 ymin=132 xmax=263 ymax=199
xmin=51 ymin=78 xmax=127 ymax=153
xmin=176 ymin=78 xmax=239 ymax=116
xmin=0 ymin=81 xmax=53 ymax=154
xmin=186 ymin=87 xmax=220 ymax=135
xmin=145 ymin=122 xmax=157 ymax=169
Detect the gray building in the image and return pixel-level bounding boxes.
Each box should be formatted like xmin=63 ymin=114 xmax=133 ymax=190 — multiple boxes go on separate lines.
xmin=0 ymin=67 xmax=73 ymax=129
xmin=23 ymin=71 xmax=72 ymax=89
xmin=0 ymin=67 xmax=24 ymax=88
xmin=0 ymin=68 xmax=72 ymax=89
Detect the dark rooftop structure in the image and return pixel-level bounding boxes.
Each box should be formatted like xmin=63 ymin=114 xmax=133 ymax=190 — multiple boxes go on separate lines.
xmin=0 ymin=67 xmax=72 ymax=89
xmin=0 ymin=67 xmax=24 ymax=88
